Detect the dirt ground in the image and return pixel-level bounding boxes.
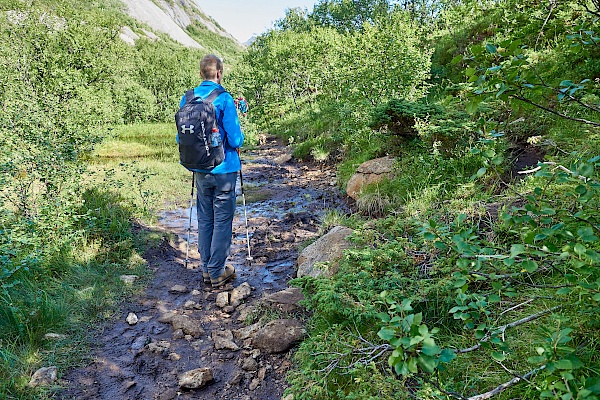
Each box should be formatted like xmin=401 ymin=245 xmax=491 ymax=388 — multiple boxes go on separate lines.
xmin=56 ymin=137 xmax=351 ymax=400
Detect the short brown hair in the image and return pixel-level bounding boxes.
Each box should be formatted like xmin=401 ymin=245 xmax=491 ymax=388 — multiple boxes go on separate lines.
xmin=200 ymin=54 xmax=223 ymax=80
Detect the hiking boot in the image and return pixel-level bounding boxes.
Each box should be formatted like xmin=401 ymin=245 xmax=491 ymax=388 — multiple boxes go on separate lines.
xmin=202 ymin=272 xmax=210 ymax=284
xmin=211 ymin=264 xmax=236 ymax=288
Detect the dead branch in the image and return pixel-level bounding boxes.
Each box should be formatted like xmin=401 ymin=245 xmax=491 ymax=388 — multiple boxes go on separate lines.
xmin=466 ymin=365 xmax=546 ymax=400
xmin=456 ymin=306 xmax=561 ymax=354
xmin=511 ymin=95 xmax=600 ymax=126
xmin=499 ymin=298 xmax=535 ymax=316
xmin=518 ymin=161 xmax=588 ymax=180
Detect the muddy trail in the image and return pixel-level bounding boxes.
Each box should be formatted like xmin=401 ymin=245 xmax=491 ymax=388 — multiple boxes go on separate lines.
xmin=58 ymin=137 xmax=351 ymax=400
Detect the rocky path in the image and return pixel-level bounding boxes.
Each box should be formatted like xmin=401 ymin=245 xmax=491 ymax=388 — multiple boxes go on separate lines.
xmin=57 ymin=137 xmax=350 ymax=400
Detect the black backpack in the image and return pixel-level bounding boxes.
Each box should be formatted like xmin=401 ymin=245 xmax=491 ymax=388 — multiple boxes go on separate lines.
xmin=175 ymin=88 xmax=226 ymax=171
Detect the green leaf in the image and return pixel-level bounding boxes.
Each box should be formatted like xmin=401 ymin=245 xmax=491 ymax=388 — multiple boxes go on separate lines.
xmin=491 ymin=351 xmax=506 ymax=361
xmin=408 ymin=357 xmax=418 ymax=373
xmin=510 ymin=244 xmax=526 ymax=257
xmin=476 ymin=167 xmax=487 ymax=178
xmin=453 ymin=278 xmax=467 ymax=288
xmin=554 ymin=359 xmax=574 ymax=369
xmin=422 ymin=344 xmax=441 ymax=356
xmin=489 ymin=294 xmax=501 ymax=302
xmin=486 ymin=43 xmax=498 ymax=54
xmin=395 ymin=360 xmax=409 ymax=376
xmin=417 ymin=354 xmax=436 ymax=372
xmin=451 ymin=55 xmax=463 ymax=65
xmin=574 ymin=243 xmax=587 ymax=256
xmin=560 ymin=80 xmax=574 ymax=87
xmin=579 ymin=164 xmax=594 ymax=178
xmin=521 ymin=260 xmax=538 ymax=272
xmin=466 ymin=98 xmax=482 ymax=114
xmin=434 ymin=241 xmax=448 ymax=250
xmin=376 ymin=312 xmax=390 ymax=323
xmin=378 ymin=327 xmax=396 ymax=341
xmin=423 ymin=232 xmax=436 ymax=240
xmin=439 ymin=348 xmax=457 ymax=363
xmin=528 ymin=355 xmax=546 ymax=364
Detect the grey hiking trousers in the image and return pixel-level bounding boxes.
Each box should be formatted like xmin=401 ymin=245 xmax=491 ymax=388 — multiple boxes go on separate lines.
xmin=195 ymin=171 xmax=237 ymax=280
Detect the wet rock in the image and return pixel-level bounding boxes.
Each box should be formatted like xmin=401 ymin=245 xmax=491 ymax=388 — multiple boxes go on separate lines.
xmin=274 ymin=153 xmax=292 ymax=165
xmin=169 ymin=284 xmax=189 ymax=294
xmin=44 ymin=333 xmax=66 ymax=340
xmin=241 ymin=356 xmax=259 ymax=371
xmin=139 ymin=316 xmax=152 ymax=323
xmin=148 ymin=340 xmax=171 ymax=355
xmin=178 ymin=367 xmax=214 ymax=389
xmin=223 ymin=305 xmax=235 ymax=314
xmin=230 ymin=282 xmax=252 ymax=308
xmin=124 ymin=380 xmax=136 ymax=390
xmin=229 ymin=370 xmax=244 ymax=385
xmin=280 ymin=232 xmax=296 ymax=242
xmin=119 ymin=275 xmax=139 ymax=284
xmin=158 ymin=389 xmax=178 ymax=400
xmin=257 ymin=366 xmax=267 ymax=380
xmin=173 ymin=329 xmax=185 ymax=340
xmin=184 ymin=300 xmax=198 ymax=309
xmin=252 ymin=319 xmax=306 ymax=354
xmin=157 ymin=310 xmax=178 ymax=324
xmin=216 ymin=291 xmax=229 ymax=308
xmin=234 ymin=322 xmax=261 ymax=341
xmin=171 ymin=315 xmax=205 ymax=338
xmin=131 ymin=335 xmax=148 ymax=351
xmin=237 ymin=305 xmax=257 ymax=323
xmin=250 ymin=349 xmax=261 ymax=358
xmin=213 ymin=329 xmax=240 ymax=351
xmin=249 ymin=377 xmax=261 ymax=391
xmin=297 ymin=226 xmax=354 ymax=278
xmin=345 ymin=156 xmax=396 ymax=200
xmin=168 ymin=352 xmax=181 ymax=361
xmin=27 ymin=366 xmax=57 ymax=388
xmin=264 ymin=287 xmax=305 ymax=314
xmin=126 ymin=312 xmax=138 ymax=325
xmin=191 ymin=289 xmax=202 ymax=296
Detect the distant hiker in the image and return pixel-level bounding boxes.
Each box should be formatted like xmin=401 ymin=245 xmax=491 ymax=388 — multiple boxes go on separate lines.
xmin=177 ymin=54 xmax=244 ymax=287
xmin=234 ymin=96 xmax=249 ymax=117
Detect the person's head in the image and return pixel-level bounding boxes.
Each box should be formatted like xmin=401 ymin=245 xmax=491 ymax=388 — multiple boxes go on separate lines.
xmin=200 ymin=54 xmax=223 ymax=83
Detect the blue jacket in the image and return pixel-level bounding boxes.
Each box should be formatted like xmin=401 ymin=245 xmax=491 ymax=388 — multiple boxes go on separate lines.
xmin=177 ymin=81 xmax=244 ymax=174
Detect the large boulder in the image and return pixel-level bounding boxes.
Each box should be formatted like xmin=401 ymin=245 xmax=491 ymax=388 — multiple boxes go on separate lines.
xmin=345 ymin=156 xmax=396 ymax=200
xmin=251 ymin=319 xmax=306 ymax=354
xmin=297 ymin=226 xmax=354 ymax=278
xmin=263 ymin=287 xmax=305 ymax=315
xmin=27 ymin=366 xmax=57 ymax=388
xmin=178 ymin=367 xmax=214 ymax=389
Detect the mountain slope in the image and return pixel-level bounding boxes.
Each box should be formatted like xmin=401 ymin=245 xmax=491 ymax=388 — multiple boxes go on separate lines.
xmin=120 ymin=0 xmax=241 ymax=55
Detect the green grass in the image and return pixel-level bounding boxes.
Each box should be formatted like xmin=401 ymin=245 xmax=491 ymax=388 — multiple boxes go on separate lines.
xmin=0 ymin=122 xmax=183 ymax=398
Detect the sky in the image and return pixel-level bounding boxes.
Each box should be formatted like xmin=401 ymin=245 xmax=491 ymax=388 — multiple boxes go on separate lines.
xmin=195 ymin=1 xmax=318 ymax=43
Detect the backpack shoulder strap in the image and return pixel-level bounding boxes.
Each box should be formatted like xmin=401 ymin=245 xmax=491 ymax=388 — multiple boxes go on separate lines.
xmin=184 ymin=89 xmax=196 ymax=104
xmin=204 ymin=88 xmax=226 ymax=104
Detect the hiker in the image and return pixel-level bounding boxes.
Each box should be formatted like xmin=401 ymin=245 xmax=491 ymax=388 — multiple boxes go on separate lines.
xmin=178 ymin=54 xmax=244 ymax=287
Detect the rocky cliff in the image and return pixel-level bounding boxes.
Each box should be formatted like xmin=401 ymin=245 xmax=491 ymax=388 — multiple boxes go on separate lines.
xmin=120 ymin=0 xmax=239 ymax=48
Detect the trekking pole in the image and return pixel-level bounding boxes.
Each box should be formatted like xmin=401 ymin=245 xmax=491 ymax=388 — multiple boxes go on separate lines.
xmin=185 ymin=172 xmax=195 ymax=268
xmin=237 ymin=149 xmax=253 ymax=262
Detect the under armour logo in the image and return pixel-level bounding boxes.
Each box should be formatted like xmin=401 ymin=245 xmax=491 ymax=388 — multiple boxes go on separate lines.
xmin=181 ymin=125 xmax=195 ymax=134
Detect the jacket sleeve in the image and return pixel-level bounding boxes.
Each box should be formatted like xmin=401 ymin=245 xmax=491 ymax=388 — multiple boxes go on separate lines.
xmin=221 ymin=94 xmax=244 ymax=149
